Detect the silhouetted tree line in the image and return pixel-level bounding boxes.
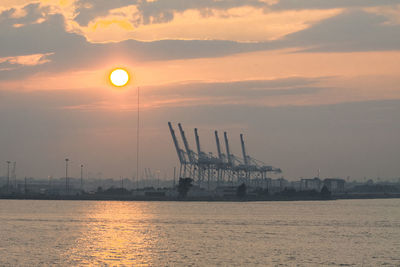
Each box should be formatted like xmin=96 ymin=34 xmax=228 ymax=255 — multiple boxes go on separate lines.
xmin=236 ymin=183 xmax=247 ymax=198
xmin=233 ymin=184 xmax=332 ymax=200
xmin=349 ymin=184 xmax=400 ymax=193
xmin=178 ymin=178 xmax=193 ymax=199
xmin=274 ymin=185 xmax=331 ymax=199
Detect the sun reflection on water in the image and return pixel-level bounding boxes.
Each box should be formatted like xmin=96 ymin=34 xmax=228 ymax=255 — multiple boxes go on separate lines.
xmin=66 ymin=201 xmax=156 ymax=265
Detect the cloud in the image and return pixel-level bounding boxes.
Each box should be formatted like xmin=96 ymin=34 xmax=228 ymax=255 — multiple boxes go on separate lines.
xmin=365 ymin=4 xmax=400 ymax=25
xmin=0 ymin=6 xmax=278 ymax=80
xmin=144 ymin=77 xmax=321 ymax=96
xmin=0 ymin=11 xmax=86 ymax=58
xmin=0 ymin=76 xmax=326 ymax=111
xmin=1 ymin=1 xmax=341 ymax=44
xmin=279 ymin=10 xmax=400 ymax=52
xmin=0 ymin=53 xmax=53 ymax=66
xmin=58 ymin=77 xmax=330 ymax=110
xmin=128 ymin=77 xmax=326 ymax=109
xmin=0 ymin=3 xmax=49 ymax=27
xmin=270 ymin=0 xmax=399 ymax=10
xmin=74 ymin=0 xmax=138 ymax=26
xmin=4 ymin=73 xmax=396 ymax=114
xmin=74 ymin=0 xmax=276 ymax=27
xmin=80 ymin=7 xmax=341 ymax=43
xmin=1 ymin=1 xmax=400 ymax=82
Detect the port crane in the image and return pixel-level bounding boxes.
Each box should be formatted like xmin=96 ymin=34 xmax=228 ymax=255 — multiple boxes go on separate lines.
xmin=178 ymin=123 xmax=197 ymax=178
xmin=168 ymin=122 xmax=188 ymax=178
xmin=168 ymin=122 xmax=282 ymax=188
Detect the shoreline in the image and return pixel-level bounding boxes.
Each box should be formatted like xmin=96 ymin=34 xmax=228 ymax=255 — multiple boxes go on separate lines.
xmin=1 ymin=193 xmax=399 ymax=202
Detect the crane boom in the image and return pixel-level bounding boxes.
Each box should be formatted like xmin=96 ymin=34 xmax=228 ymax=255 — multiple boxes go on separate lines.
xmin=194 ymin=128 xmax=201 ymax=155
xmin=178 ymin=123 xmax=195 ymax=163
xmin=168 ymin=122 xmax=185 ymax=164
xmin=224 ymin=132 xmax=232 ymax=166
xmin=215 ymin=131 xmax=223 ymax=160
xmin=240 ymin=133 xmax=248 ymax=165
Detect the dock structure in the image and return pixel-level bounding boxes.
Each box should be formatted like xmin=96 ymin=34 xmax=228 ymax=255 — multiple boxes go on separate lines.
xmin=168 ymin=122 xmax=281 ymax=189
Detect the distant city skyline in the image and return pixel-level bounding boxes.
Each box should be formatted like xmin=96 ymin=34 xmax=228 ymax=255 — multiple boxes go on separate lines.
xmin=1 ymin=0 xmax=399 ymax=180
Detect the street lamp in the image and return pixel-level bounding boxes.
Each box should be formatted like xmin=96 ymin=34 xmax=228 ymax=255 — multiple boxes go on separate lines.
xmin=65 ymin=158 xmax=69 ymax=194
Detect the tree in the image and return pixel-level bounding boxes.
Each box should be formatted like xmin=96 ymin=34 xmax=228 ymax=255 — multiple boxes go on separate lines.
xmin=177 ymin=178 xmax=193 ymax=198
xmin=236 ymin=183 xmax=247 ymax=198
xmin=320 ymin=185 xmax=331 ymax=199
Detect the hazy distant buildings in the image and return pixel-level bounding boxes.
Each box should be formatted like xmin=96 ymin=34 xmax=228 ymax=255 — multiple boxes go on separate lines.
xmin=4 ymin=174 xmax=400 ymax=199
xmin=297 ymin=177 xmax=345 ymax=193
xmin=300 ymin=178 xmax=322 ymax=191
xmin=269 ymin=178 xmax=289 ymax=193
xmin=323 ymin=178 xmax=345 ymax=193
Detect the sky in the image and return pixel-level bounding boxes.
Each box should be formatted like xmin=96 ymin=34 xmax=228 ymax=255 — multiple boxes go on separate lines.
xmin=0 ymin=0 xmax=400 ymax=181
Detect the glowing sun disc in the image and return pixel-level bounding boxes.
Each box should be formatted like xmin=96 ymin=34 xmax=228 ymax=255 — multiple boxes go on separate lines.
xmin=110 ymin=68 xmax=129 ymax=87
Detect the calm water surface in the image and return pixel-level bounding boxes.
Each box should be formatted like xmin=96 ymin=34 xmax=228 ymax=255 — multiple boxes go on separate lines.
xmin=0 ymin=199 xmax=399 ymax=266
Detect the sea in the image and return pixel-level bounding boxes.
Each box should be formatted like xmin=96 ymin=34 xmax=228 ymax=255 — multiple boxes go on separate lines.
xmin=0 ymin=199 xmax=399 ymax=266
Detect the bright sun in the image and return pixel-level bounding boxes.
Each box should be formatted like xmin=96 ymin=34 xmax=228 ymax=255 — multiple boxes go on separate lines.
xmin=110 ymin=68 xmax=129 ymax=87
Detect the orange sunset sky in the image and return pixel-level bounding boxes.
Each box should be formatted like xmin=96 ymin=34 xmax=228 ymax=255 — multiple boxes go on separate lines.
xmin=1 ymin=0 xmax=400 ymax=180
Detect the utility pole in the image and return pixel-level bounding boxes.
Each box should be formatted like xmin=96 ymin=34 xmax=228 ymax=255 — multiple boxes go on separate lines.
xmin=157 ymin=172 xmax=160 ymax=189
xmin=65 ymin=158 xmax=69 ymax=194
xmin=80 ymin=164 xmax=84 ymax=192
xmin=13 ymin=162 xmax=17 ymax=188
xmin=6 ymin=161 xmax=10 ymax=192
